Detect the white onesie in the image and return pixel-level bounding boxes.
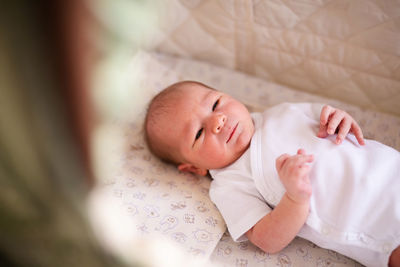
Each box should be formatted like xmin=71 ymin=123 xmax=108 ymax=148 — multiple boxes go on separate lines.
xmin=209 ymin=103 xmax=400 ymax=267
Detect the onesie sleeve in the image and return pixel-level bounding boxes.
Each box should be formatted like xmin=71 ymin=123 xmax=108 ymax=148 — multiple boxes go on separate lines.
xmin=209 ymin=170 xmax=272 ymax=242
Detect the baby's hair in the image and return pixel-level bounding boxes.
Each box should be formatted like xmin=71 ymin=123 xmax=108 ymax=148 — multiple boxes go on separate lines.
xmin=144 ymin=80 xmax=214 ymax=165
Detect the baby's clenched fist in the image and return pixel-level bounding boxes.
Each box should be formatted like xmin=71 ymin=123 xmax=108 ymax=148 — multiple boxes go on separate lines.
xmin=275 ymin=149 xmax=314 ymax=204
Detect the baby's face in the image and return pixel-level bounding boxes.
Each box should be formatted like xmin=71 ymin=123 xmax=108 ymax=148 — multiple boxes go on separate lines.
xmin=159 ymin=83 xmax=254 ymax=172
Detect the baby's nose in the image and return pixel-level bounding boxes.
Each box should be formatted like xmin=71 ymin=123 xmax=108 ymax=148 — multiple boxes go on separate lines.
xmin=212 ymin=114 xmax=226 ymax=134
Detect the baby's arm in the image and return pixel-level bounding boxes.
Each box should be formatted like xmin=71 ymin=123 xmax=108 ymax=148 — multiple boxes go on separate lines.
xmin=246 ymin=149 xmax=313 ymax=253
xmin=317 ymin=105 xmax=365 ymax=145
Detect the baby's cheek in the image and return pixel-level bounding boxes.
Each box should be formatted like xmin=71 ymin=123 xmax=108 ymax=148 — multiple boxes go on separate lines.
xmin=203 ymin=147 xmax=228 ymax=167
xmin=204 ymin=147 xmax=224 ymax=160
xmin=236 ymin=131 xmax=251 ymax=151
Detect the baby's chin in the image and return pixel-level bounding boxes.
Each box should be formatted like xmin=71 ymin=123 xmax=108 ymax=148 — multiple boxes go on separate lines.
xmin=210 ymin=150 xmax=246 ymax=170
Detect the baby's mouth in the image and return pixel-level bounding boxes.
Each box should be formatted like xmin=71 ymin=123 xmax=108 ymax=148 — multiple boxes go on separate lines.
xmin=226 ymin=123 xmax=238 ymax=143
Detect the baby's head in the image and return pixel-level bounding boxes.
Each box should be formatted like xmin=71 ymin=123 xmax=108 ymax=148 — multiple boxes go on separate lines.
xmin=145 ymin=81 xmax=254 ymax=175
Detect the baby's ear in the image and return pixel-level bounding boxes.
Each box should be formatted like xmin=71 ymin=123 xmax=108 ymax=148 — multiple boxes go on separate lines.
xmin=178 ymin=163 xmax=208 ymax=176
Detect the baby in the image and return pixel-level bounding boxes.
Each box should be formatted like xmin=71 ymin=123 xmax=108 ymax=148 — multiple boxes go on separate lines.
xmin=145 ymin=81 xmax=400 ymax=267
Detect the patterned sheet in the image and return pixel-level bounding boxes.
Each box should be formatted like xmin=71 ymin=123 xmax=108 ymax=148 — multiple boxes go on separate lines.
xmin=90 ymin=51 xmax=400 ymax=266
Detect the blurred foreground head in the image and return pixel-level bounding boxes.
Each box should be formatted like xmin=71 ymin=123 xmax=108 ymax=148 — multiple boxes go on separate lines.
xmin=0 ymin=1 xmax=121 ymax=266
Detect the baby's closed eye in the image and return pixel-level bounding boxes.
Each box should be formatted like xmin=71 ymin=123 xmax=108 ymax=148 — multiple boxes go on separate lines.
xmin=195 ymin=128 xmax=203 ymax=140
xmin=212 ymin=99 xmax=219 ymax=111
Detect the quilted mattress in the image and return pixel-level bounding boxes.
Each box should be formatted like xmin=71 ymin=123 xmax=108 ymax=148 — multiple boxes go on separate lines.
xmin=148 ymin=0 xmax=400 ymax=116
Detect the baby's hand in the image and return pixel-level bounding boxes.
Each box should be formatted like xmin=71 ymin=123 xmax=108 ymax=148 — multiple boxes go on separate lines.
xmin=317 ymin=105 xmax=365 ymax=145
xmin=275 ymin=149 xmax=314 ymax=204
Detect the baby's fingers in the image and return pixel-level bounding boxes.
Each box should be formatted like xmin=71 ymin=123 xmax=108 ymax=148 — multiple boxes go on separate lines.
xmin=276 ymin=153 xmax=290 ymax=172
xmin=351 ymin=122 xmax=365 ymax=146
xmin=297 ymin=148 xmax=306 ymax=155
xmin=296 ymin=149 xmax=314 ymax=165
xmin=318 ymin=105 xmax=333 ymax=138
xmin=293 ymin=153 xmax=314 ymax=166
xmin=327 ymin=110 xmax=345 ymax=135
xmin=297 ymin=163 xmax=312 ymax=177
xmin=320 ymin=105 xmax=333 ymax=126
xmin=336 ymin=118 xmax=351 ymax=144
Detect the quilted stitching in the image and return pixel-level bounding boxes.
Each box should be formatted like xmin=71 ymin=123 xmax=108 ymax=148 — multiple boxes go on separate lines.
xmin=151 ymin=0 xmax=400 ymax=116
